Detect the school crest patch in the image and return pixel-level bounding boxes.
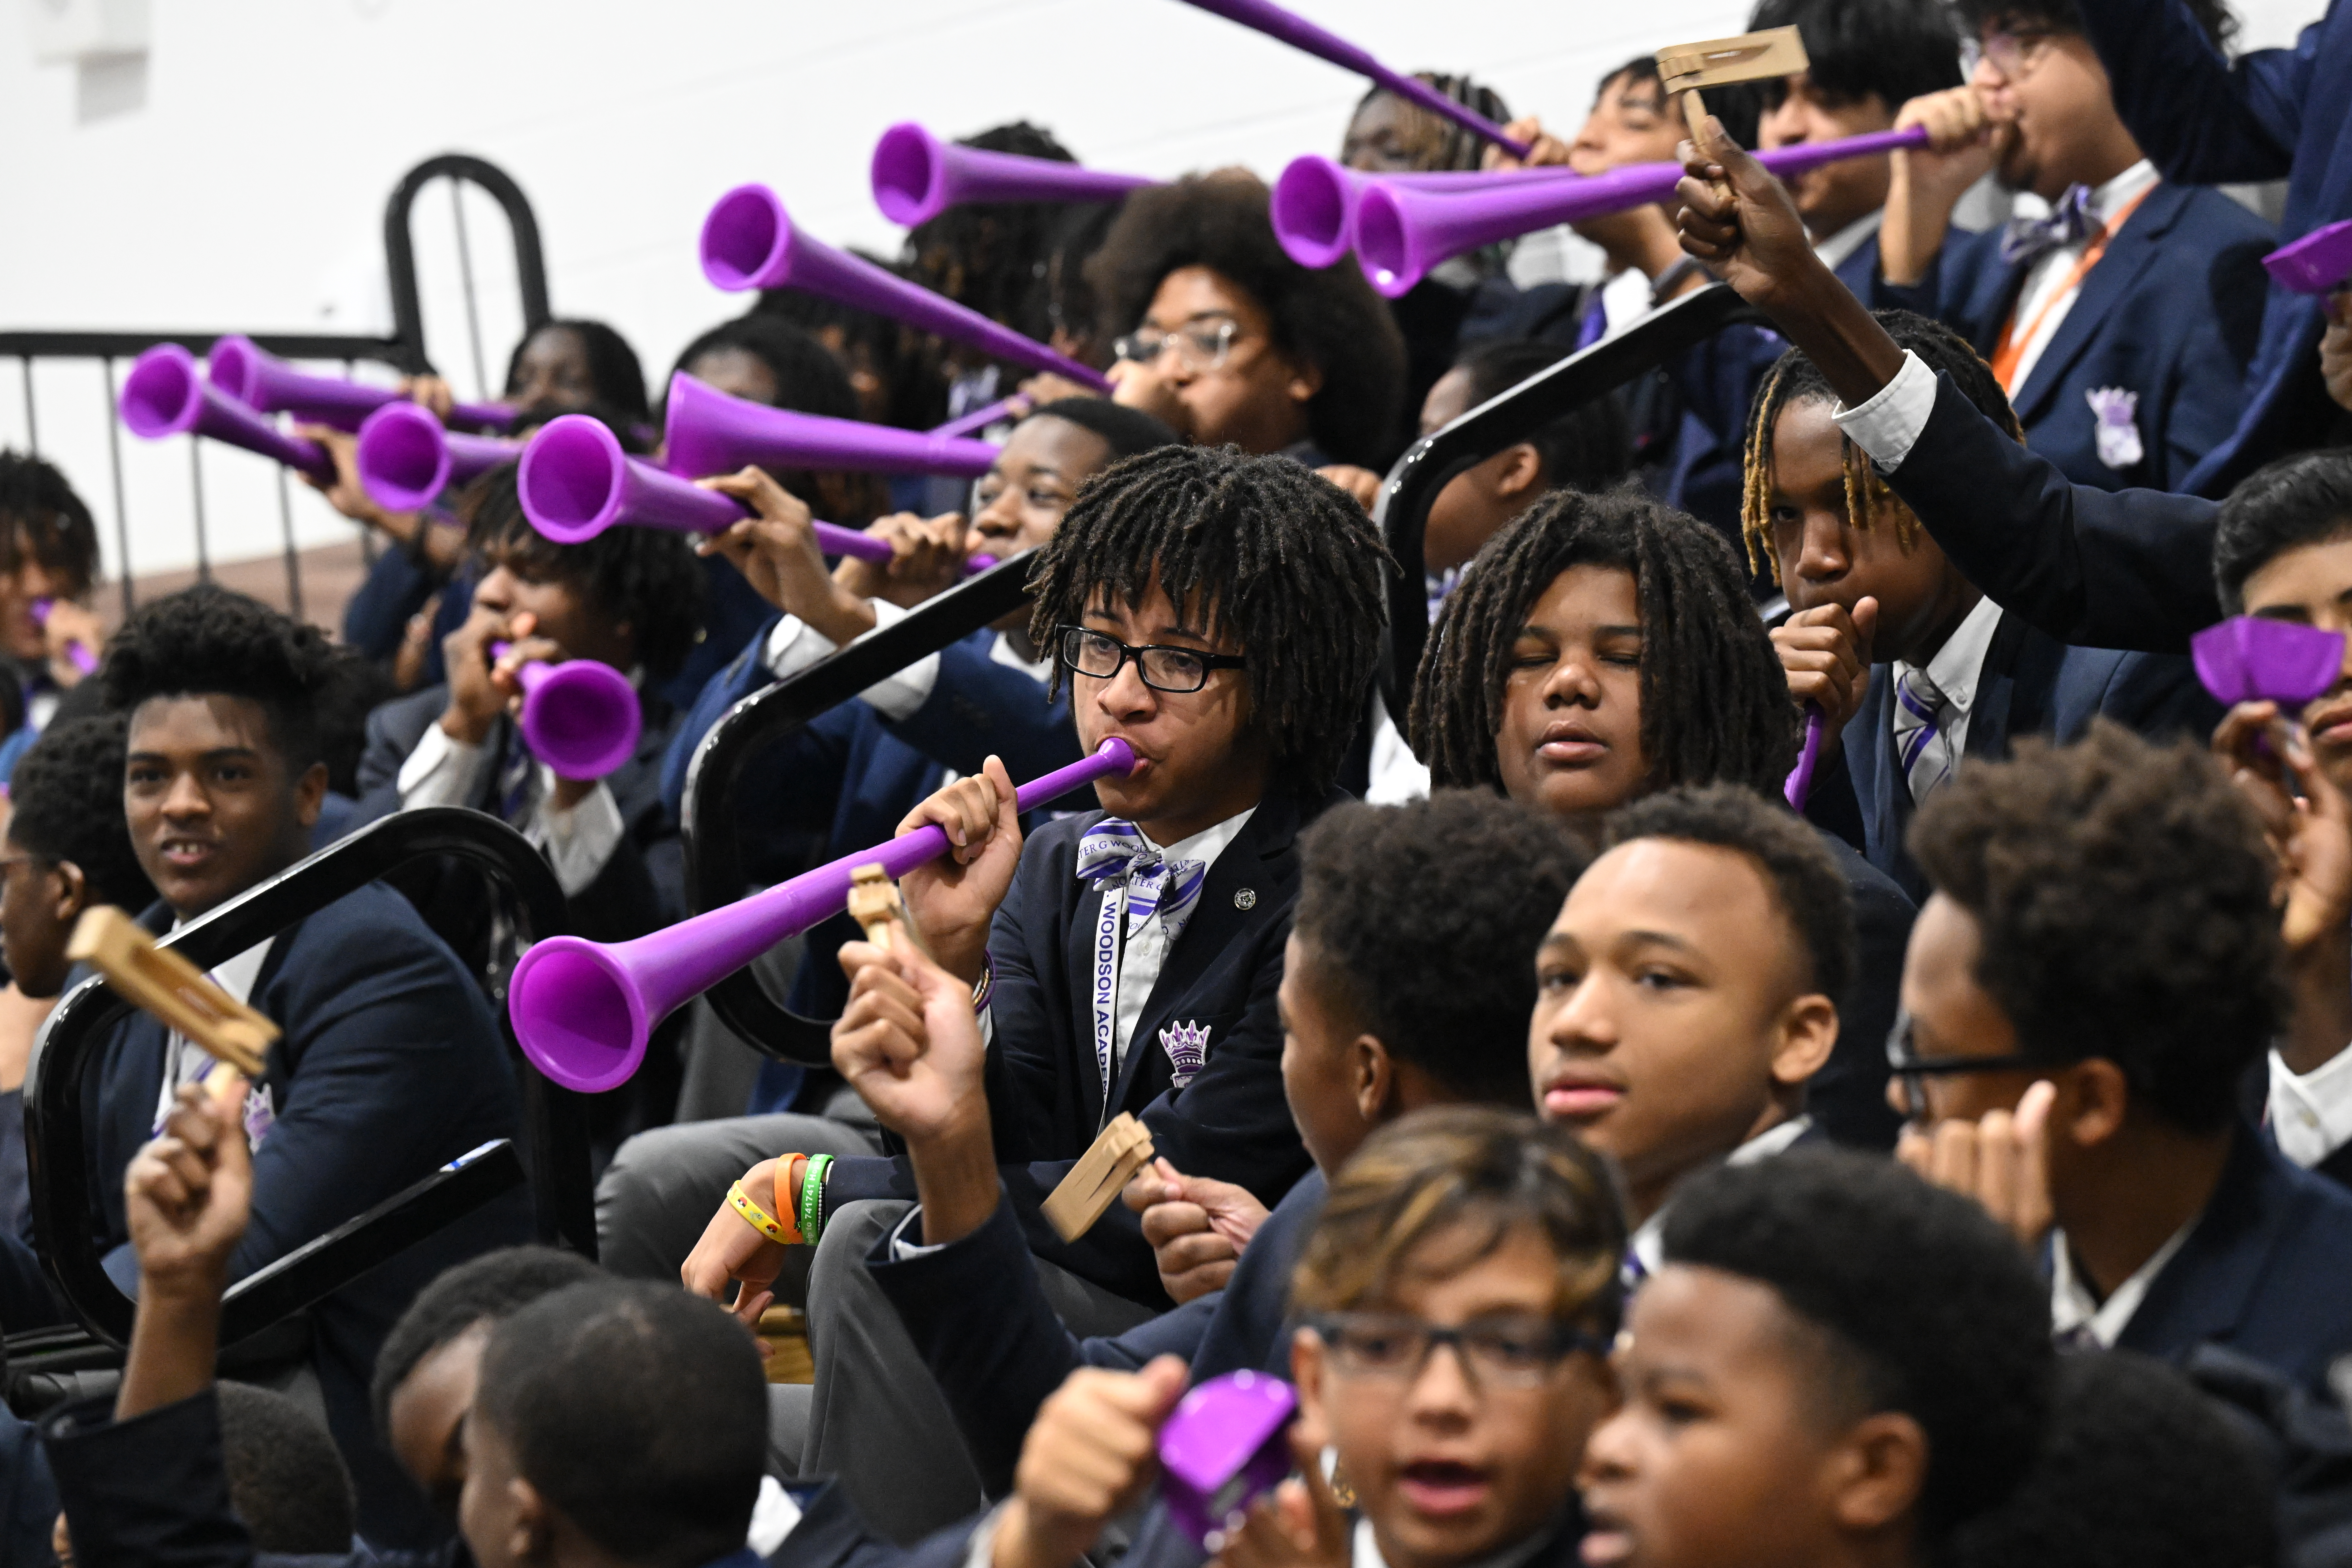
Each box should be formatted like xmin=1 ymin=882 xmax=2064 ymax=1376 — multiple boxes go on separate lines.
xmin=1160 ymin=1020 xmax=1211 ymax=1087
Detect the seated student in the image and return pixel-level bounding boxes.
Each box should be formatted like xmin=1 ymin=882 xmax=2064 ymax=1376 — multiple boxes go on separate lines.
xmin=790 ymin=793 xmax=1590 ymax=1538
xmin=326 ymin=318 xmax=653 ymax=677
xmin=975 ymin=1109 xmax=1626 ymax=1568
xmin=1091 ymin=174 xmax=1408 ymax=470
xmin=88 ymin=584 xmax=530 ymax=1546
xmin=595 ymin=400 xmax=1178 ymax=1280
xmin=1580 ymin=1148 xmax=2052 ymax=1568
xmin=1533 ymin=784 xmax=1845 ymax=1267
xmin=0 ymin=716 xmax=155 ymax=1244
xmin=656 ymin=313 xmax=891 ymax=709
xmin=1872 ymin=0 xmax=2269 ymax=492
xmin=2207 ymin=450 xmax=2352 ymax=1189
xmin=1408 ymin=486 xmax=1915 ymax=1147
xmin=1756 ymin=311 xmax=2216 ymax=898
xmin=1946 ymin=1351 xmax=2275 ymax=1568
xmin=1893 ymin=722 xmax=2352 ymax=1391
xmin=0 ymin=451 xmax=106 ymax=776
xmin=1670 ymin=114 xmax=2228 ymax=652
xmin=353 ymin=462 xmax=704 ymax=956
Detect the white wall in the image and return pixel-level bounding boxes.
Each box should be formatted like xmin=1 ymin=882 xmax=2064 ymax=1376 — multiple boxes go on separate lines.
xmin=0 ymin=0 xmax=2325 ymax=592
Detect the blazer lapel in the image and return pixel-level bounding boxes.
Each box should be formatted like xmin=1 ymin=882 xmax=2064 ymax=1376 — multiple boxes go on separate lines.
xmin=2116 ymin=1127 xmax=2282 ymax=1360
xmin=1852 ymin=677 xmax=1905 ymax=871
xmin=2010 ymin=183 xmax=2188 ymax=424
xmin=1964 ymin=610 xmax=2038 ymax=761
xmin=1061 ymin=839 xmax=1118 ymax=1131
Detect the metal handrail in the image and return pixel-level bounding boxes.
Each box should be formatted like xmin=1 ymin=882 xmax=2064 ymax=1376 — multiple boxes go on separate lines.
xmin=683 ymin=555 xmax=1036 ymax=1064
xmin=24 ymin=807 xmax=591 ymax=1348
xmin=1371 ymin=281 xmax=1770 ymax=714
xmin=385 ymin=153 xmax=552 ymax=383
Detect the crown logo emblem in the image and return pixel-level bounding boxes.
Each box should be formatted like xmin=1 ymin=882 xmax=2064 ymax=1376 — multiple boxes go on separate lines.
xmin=1160 ymin=1020 xmax=1212 ymax=1087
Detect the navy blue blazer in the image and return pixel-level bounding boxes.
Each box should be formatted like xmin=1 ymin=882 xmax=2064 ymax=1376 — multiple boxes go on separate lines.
xmin=351 ymin=681 xmax=688 ymax=945
xmin=1881 ymin=372 xmax=2221 ymax=654
xmin=2075 ymin=0 xmax=2352 ymax=498
xmin=1807 ymin=830 xmax=1916 ymax=1152
xmin=873 ymin=1168 xmax=1328 ymax=1499
xmin=1875 ymin=183 xmax=2271 ymax=492
xmin=2110 ymin=1125 xmax=2352 ymax=1393
xmin=823 ymin=786 xmax=1333 ymax=1305
xmin=1806 ymin=608 xmax=2221 ymax=900
xmin=80 ymin=887 xmax=530 ymax=1548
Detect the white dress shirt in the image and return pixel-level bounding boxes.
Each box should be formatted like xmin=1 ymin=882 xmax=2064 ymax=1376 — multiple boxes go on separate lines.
xmin=2269 ymin=1044 xmax=2352 ymax=1169
xmin=2049 ymin=1219 xmax=2193 ymax=1348
xmin=1892 ymin=592 xmax=2004 ymax=761
xmin=1628 ymin=1114 xmax=1813 ymax=1278
xmin=1831 ymin=349 xmax=1944 ymax=473
xmin=1998 ymin=160 xmax=2159 ymax=394
xmin=396 ymin=721 xmax=628 ymax=899
xmin=1099 ymin=809 xmax=1257 ymax=1078
xmin=1364 ymin=691 xmax=1430 ymax=806
xmin=151 ymin=934 xmax=272 ymax=1134
xmin=761 ymin=597 xmax=1052 ymax=722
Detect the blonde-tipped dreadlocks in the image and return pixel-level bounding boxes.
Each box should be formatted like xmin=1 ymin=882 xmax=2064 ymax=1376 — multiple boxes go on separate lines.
xmin=1740 ymin=310 xmax=2025 ymax=583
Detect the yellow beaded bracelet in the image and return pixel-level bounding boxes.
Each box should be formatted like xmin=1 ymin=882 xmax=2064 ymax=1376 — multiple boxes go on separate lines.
xmin=728 ymin=1177 xmax=801 ymax=1246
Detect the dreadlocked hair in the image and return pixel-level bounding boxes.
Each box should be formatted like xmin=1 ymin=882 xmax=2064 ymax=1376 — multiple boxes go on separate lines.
xmin=1740 ymin=308 xmax=2022 ymax=582
xmin=1351 ymin=73 xmax=1514 ymax=175
xmin=1025 ymin=445 xmax=1391 ymax=798
xmin=1411 ymin=483 xmax=1799 ymax=799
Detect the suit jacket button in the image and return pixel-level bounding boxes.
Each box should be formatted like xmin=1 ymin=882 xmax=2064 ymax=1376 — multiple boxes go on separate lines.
xmin=1233 ymin=888 xmax=1257 ymax=910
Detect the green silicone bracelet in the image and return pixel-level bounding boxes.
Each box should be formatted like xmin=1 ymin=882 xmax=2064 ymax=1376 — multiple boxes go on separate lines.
xmin=799 ymin=1153 xmax=834 ymax=1246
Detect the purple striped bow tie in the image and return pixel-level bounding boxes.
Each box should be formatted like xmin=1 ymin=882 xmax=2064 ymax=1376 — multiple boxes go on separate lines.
xmin=1076 ymin=820 xmax=1208 ymax=940
xmin=1999 ymin=183 xmax=2095 ymax=266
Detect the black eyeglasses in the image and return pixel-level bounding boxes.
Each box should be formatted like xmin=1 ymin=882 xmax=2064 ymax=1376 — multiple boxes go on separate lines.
xmin=1305 ymin=1312 xmax=1610 ymax=1391
xmin=1884 ymin=1009 xmax=2045 ymax=1117
xmin=1057 ymin=626 xmax=1246 ymax=694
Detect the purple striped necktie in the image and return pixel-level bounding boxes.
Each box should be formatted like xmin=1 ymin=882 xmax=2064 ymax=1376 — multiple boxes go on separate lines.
xmin=1892 ymin=665 xmax=1958 ymax=803
xmin=1076 ymin=820 xmax=1208 ymax=941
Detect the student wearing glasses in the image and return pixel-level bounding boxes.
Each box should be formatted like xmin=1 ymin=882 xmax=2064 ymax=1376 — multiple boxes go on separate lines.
xmin=1090 ymin=173 xmax=1408 ymax=470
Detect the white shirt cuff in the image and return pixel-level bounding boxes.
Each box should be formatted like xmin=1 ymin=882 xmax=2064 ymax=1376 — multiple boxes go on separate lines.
xmin=397 ymin=721 xmax=484 ymax=808
xmin=2269 ymin=1044 xmax=2352 ymax=1168
xmin=885 ymin=1203 xmax=950 ymax=1261
xmin=1830 ymin=349 xmax=1938 ymax=474
xmin=761 ymin=600 xmax=940 ymax=722
xmin=961 ymin=1501 xmax=1013 ymax=1568
xmin=534 ymin=777 xmax=628 ymax=897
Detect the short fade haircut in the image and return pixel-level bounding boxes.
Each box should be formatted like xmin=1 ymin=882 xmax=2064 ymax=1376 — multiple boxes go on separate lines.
xmin=1086 ymin=173 xmax=1408 ymax=468
xmin=101 ymin=584 xmax=334 ymax=770
xmin=1296 ymin=793 xmax=1594 ymax=1105
xmin=0 ymin=450 xmax=102 ymax=597
xmin=1907 ymin=722 xmax=2283 ymax=1133
xmin=461 ymin=462 xmax=706 ymax=681
xmin=1027 ymin=444 xmax=1390 ymax=798
xmin=1664 ymin=1148 xmax=2053 ymax=1536
xmin=217 ymin=1380 xmax=356 ymax=1553
xmin=1023 ymin=397 xmax=1181 ymax=462
xmin=2211 ymin=447 xmax=2352 ymax=615
xmin=1293 ymin=1107 xmax=1626 ymax=1343
xmin=1947 ymin=1351 xmax=2273 ymax=1568
xmin=370 ymin=1244 xmax=600 ymax=1440
xmin=1451 ymin=341 xmax=1634 ymax=496
xmin=6 ymin=714 xmax=156 ymax=910
xmin=478 ymin=1280 xmax=767 ymax=1568
xmin=1954 ymin=0 xmax=2236 ymax=53
xmin=1604 ymin=783 xmax=1856 ymax=1005
xmin=1412 ymin=486 xmax=1801 ymax=800
xmin=1747 ymin=0 xmax=1964 ymax=113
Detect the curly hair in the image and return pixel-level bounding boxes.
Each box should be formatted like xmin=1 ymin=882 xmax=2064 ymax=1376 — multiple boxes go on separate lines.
xmin=1026 ymin=444 xmax=1389 ymax=797
xmin=1297 ymin=793 xmax=1593 ymax=1104
xmin=5 ymin=714 xmax=156 ymax=910
xmin=1605 ymin=782 xmax=1855 ymax=1003
xmin=217 ymin=1382 xmax=356 ymax=1553
xmin=1946 ymin=1351 xmax=2273 ymax=1568
xmin=1085 ymin=174 xmax=1408 ymax=468
xmin=461 ymin=462 xmax=706 ymax=681
xmin=2210 ymin=447 xmax=2352 ymax=614
xmin=1292 ymin=1107 xmax=1626 ymax=1340
xmin=101 ymin=583 xmax=334 ymax=767
xmin=503 ymin=319 xmax=650 ymax=424
xmin=1955 ymin=0 xmax=2236 ymax=54
xmin=0 ymin=450 xmax=101 ymax=595
xmin=902 ymin=120 xmax=1083 ymax=347
xmin=1664 ymin=1148 xmax=2054 ymax=1536
xmin=1410 ymin=484 xmax=1800 ymax=799
xmin=1742 ymin=310 xmax=2019 ymax=580
xmin=1907 ymin=722 xmax=2284 ymax=1132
